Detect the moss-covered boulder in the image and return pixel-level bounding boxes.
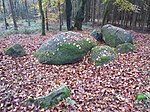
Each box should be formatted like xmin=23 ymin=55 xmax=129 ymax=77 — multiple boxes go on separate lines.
xmin=5 ymin=44 xmax=26 ymax=57
xmin=90 ymin=46 xmax=116 ymax=66
xmin=115 ymin=43 xmax=134 ymax=54
xmin=28 ymin=84 xmax=70 ymax=109
xmin=101 ymin=24 xmax=133 ymax=47
xmin=35 ymin=31 xmax=97 ymax=65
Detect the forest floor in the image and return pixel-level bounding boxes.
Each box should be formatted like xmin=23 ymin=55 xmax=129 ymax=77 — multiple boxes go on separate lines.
xmin=0 ymin=31 xmax=150 ymax=112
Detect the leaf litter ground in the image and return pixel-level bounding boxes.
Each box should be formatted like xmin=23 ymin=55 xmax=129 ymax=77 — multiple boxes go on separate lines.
xmin=0 ymin=31 xmax=149 ymax=112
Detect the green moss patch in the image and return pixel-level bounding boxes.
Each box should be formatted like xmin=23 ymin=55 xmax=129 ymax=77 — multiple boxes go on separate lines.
xmin=5 ymin=44 xmax=26 ymax=57
xmin=102 ymin=24 xmax=133 ymax=47
xmin=35 ymin=31 xmax=97 ymax=65
xmin=90 ymin=46 xmax=116 ymax=66
xmin=27 ymin=84 xmax=70 ymax=109
xmin=115 ymin=43 xmax=134 ymax=54
xmin=103 ymin=35 xmax=123 ymax=47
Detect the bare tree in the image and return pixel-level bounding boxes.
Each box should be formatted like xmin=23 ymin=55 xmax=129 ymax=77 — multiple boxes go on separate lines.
xmin=65 ymin=0 xmax=72 ymax=30
xmin=74 ymin=0 xmax=86 ymax=30
xmin=24 ymin=0 xmax=30 ymax=26
xmin=2 ymin=0 xmax=8 ymax=29
xmin=38 ymin=0 xmax=45 ymax=35
xmin=9 ymin=0 xmax=18 ymax=30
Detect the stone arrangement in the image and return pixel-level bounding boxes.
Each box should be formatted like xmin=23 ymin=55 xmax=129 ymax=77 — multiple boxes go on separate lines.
xmin=5 ymin=25 xmax=134 ymax=67
xmin=3 ymin=24 xmax=136 ymax=109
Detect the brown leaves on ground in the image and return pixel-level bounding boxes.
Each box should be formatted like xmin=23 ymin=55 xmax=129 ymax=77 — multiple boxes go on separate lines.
xmin=0 ymin=31 xmax=150 ymax=112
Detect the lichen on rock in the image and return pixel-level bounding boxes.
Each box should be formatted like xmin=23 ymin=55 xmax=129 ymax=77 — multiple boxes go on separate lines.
xmin=35 ymin=31 xmax=97 ymax=65
xmin=115 ymin=43 xmax=135 ymax=54
xmin=5 ymin=44 xmax=26 ymax=57
xmin=90 ymin=45 xmax=116 ymax=66
xmin=101 ymin=24 xmax=133 ymax=47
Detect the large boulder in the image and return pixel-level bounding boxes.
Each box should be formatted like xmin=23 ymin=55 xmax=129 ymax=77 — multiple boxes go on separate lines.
xmin=89 ymin=46 xmax=116 ymax=66
xmin=101 ymin=24 xmax=133 ymax=47
xmin=115 ymin=43 xmax=134 ymax=54
xmin=5 ymin=44 xmax=26 ymax=57
xmin=35 ymin=31 xmax=97 ymax=65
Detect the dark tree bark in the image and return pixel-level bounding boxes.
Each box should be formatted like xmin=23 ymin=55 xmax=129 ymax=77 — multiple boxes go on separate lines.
xmin=24 ymin=0 xmax=30 ymax=26
xmin=97 ymin=0 xmax=101 ymax=24
xmin=85 ymin=0 xmax=91 ymax=23
xmin=58 ymin=2 xmax=62 ymax=31
xmin=2 ymin=0 xmax=8 ymax=30
xmin=38 ymin=0 xmax=45 ymax=35
xmin=92 ymin=0 xmax=96 ymax=25
xmin=9 ymin=0 xmax=18 ymax=30
xmin=101 ymin=1 xmax=112 ymax=27
xmin=65 ymin=0 xmax=72 ymax=30
xmin=45 ymin=9 xmax=49 ymax=31
xmin=74 ymin=0 xmax=86 ymax=30
xmin=147 ymin=0 xmax=150 ymax=29
xmin=131 ymin=0 xmax=139 ymax=30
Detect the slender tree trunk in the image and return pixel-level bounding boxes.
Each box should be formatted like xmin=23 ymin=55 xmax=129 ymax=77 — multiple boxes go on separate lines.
xmin=45 ymin=9 xmax=49 ymax=31
xmin=142 ymin=0 xmax=150 ymax=31
xmin=131 ymin=1 xmax=138 ymax=30
xmin=120 ymin=11 xmax=124 ymax=26
xmin=2 ymin=0 xmax=8 ymax=30
xmin=33 ymin=0 xmax=36 ymax=22
xmin=25 ymin=0 xmax=30 ymax=26
xmin=85 ymin=0 xmax=90 ymax=23
xmin=111 ymin=5 xmax=116 ymax=25
xmin=65 ymin=0 xmax=72 ymax=30
xmin=92 ymin=0 xmax=96 ymax=25
xmin=74 ymin=0 xmax=86 ymax=30
xmin=58 ymin=2 xmax=62 ymax=31
xmin=9 ymin=0 xmax=18 ymax=30
xmin=38 ymin=0 xmax=45 ymax=35
xmin=123 ymin=11 xmax=127 ymax=27
xmin=97 ymin=0 xmax=101 ymax=24
xmin=147 ymin=0 xmax=150 ymax=29
xmin=101 ymin=1 xmax=111 ymax=27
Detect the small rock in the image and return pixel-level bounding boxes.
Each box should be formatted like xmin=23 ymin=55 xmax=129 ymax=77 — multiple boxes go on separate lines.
xmin=115 ymin=43 xmax=134 ymax=54
xmin=5 ymin=44 xmax=26 ymax=57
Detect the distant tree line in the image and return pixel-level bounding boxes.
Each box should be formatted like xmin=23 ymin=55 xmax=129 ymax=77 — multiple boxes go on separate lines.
xmin=0 ymin=0 xmax=150 ymax=35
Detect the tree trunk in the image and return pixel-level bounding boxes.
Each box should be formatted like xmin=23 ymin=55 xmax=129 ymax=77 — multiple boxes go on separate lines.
xmin=65 ymin=0 xmax=72 ymax=30
xmin=74 ymin=0 xmax=86 ymax=30
xmin=111 ymin=5 xmax=116 ymax=25
xmin=45 ymin=9 xmax=49 ymax=31
xmin=97 ymin=0 xmax=101 ymax=24
xmin=147 ymin=0 xmax=150 ymax=29
xmin=2 ymin=0 xmax=8 ymax=30
xmin=9 ymin=0 xmax=18 ymax=30
xmin=92 ymin=0 xmax=96 ymax=25
xmin=58 ymin=2 xmax=62 ymax=31
xmin=24 ymin=0 xmax=30 ymax=26
xmin=141 ymin=0 xmax=150 ymax=31
xmin=85 ymin=0 xmax=90 ymax=23
xmin=101 ymin=1 xmax=112 ymax=27
xmin=131 ymin=1 xmax=139 ymax=30
xmin=38 ymin=0 xmax=45 ymax=35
